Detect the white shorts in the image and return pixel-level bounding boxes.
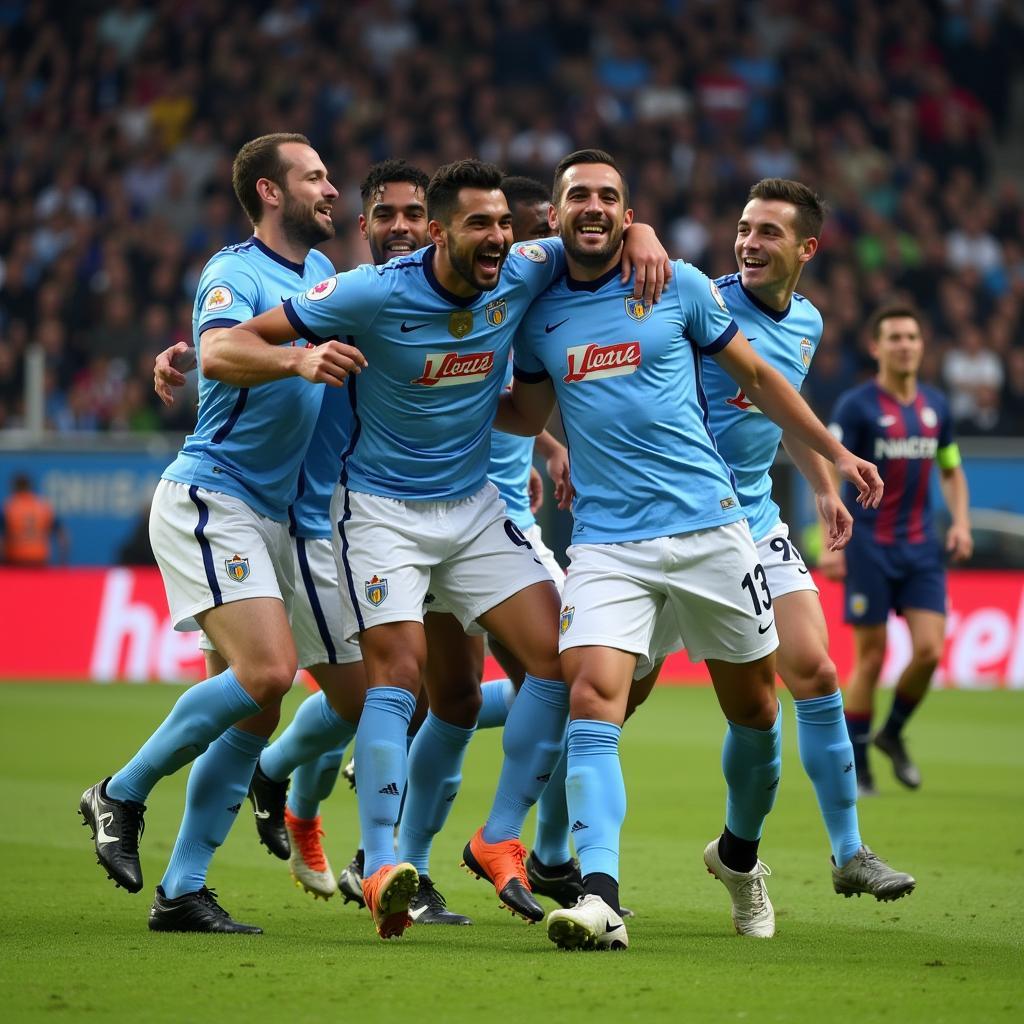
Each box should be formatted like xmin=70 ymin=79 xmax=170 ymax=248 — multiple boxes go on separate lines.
xmin=290 ymin=537 xmax=363 ymax=668
xmin=560 ymin=519 xmax=778 ymax=675
xmin=525 ymin=523 xmax=565 ymax=594
xmin=332 ymin=481 xmax=555 ymax=641
xmin=757 ymin=522 xmax=818 ymax=601
xmin=149 ymin=479 xmax=294 ymax=632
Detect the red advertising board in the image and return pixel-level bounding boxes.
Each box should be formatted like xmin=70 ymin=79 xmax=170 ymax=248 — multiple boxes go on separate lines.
xmin=1 ymin=567 xmax=1022 ymax=688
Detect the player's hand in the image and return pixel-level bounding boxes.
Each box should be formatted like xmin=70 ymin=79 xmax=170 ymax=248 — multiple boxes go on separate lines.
xmin=297 ymin=340 xmax=367 ymax=386
xmin=528 ymin=466 xmax=544 ymax=515
xmin=154 ymin=342 xmax=196 ymax=407
xmin=546 ymin=447 xmax=573 ymax=510
xmin=834 ymin=451 xmax=883 ymax=508
xmin=620 ymin=223 xmax=672 ymax=306
xmin=817 ymin=547 xmax=846 ymax=582
xmin=946 ymin=523 xmax=973 ymax=563
xmin=816 ymin=491 xmax=853 ymax=551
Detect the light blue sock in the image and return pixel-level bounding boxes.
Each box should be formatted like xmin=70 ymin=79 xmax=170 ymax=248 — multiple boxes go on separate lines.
xmin=355 ymin=687 xmax=416 ymax=876
xmin=398 ymin=712 xmax=474 ymax=874
xmin=288 ymin=743 xmax=349 ymax=820
xmin=476 ymin=678 xmax=516 ymax=729
xmin=483 ymin=674 xmax=568 ymax=843
xmin=722 ymin=703 xmax=782 ymax=841
xmin=107 ymin=668 xmax=260 ymax=803
xmin=533 ymin=737 xmax=572 ymax=866
xmin=795 ymin=691 xmax=862 ymax=866
xmin=260 ymin=691 xmax=357 ymax=783
xmin=160 ymin=726 xmax=267 ymax=899
xmin=564 ymin=720 xmax=625 ymax=880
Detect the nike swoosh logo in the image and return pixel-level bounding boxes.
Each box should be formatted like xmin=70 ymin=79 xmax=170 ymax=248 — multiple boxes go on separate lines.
xmin=605 ymin=921 xmax=624 ymax=933
xmin=797 ymin=567 xmax=809 ymax=574
xmin=758 ymin=620 xmax=775 ymax=635
xmin=409 ymin=905 xmax=428 ymax=921
xmin=96 ymin=811 xmax=117 ymax=845
xmin=545 ymin=318 xmax=569 ymax=333
xmin=253 ymin=808 xmax=270 ymax=820
xmin=401 ymin=321 xmax=428 ymax=333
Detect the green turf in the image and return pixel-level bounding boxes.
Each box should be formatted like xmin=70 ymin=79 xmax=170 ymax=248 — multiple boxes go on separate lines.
xmin=1 ymin=684 xmax=1021 ymax=1023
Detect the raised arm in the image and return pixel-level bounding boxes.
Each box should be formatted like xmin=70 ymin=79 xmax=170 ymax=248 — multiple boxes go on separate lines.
xmin=201 ymin=306 xmax=366 ymax=388
xmin=714 ymin=333 xmax=883 ymax=508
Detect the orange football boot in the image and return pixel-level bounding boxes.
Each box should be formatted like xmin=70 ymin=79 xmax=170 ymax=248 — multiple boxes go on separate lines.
xmin=462 ymin=827 xmax=544 ymax=922
xmin=361 ymin=863 xmax=419 ymax=939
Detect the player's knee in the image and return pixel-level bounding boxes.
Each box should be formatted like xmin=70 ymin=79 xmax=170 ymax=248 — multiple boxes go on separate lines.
xmin=727 ymin=686 xmax=778 ymax=730
xmin=368 ymin=650 xmax=422 ymax=690
xmin=430 ymin=685 xmax=482 ymax=729
xmin=236 ymin=657 xmax=296 ymax=705
xmin=789 ymin=657 xmax=839 ymax=700
xmin=569 ymin=676 xmax=618 ymax=721
xmin=910 ymin=641 xmax=942 ymax=673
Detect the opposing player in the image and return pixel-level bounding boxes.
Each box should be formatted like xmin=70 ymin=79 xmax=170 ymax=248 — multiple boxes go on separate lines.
xmin=496 ymin=150 xmax=882 ymax=950
xmin=823 ymin=306 xmax=972 ymax=793
xmin=80 ymin=133 xmax=365 ymax=932
xmin=698 ymin=179 xmax=915 ymax=900
xmin=200 ymin=159 xmax=671 ymax=939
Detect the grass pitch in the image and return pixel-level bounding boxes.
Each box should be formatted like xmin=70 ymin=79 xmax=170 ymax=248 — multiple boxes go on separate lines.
xmin=1 ymin=683 xmax=1021 ymax=1023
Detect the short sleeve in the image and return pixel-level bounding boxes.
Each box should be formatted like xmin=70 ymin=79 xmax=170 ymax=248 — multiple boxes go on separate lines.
xmin=503 ymin=237 xmax=567 ymax=299
xmin=675 ymin=262 xmax=738 ymax=353
xmin=511 ymin=318 xmax=549 ymax=381
xmin=196 ymin=255 xmax=261 ymax=333
xmin=284 ymin=263 xmax=393 ymax=344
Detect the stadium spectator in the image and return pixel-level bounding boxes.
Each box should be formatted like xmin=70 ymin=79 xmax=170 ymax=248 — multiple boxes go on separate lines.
xmin=1 ymin=472 xmax=69 ymax=565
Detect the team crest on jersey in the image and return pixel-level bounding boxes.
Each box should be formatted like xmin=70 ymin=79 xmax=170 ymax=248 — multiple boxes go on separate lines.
xmin=485 ymin=299 xmax=507 ymax=327
xmin=412 ymin=350 xmax=495 ymax=386
xmin=559 ymin=605 xmax=574 ymax=635
xmin=800 ymin=338 xmax=813 ymax=367
xmin=624 ymin=297 xmax=651 ymax=322
xmin=365 ymin=575 xmax=388 ymax=606
xmin=709 ymin=280 xmax=728 ymax=311
xmin=306 ymin=277 xmax=338 ymax=301
xmin=224 ymin=554 xmax=250 ymax=582
xmin=515 ymin=243 xmax=547 ymax=263
xmin=921 ymin=406 xmax=938 ymax=428
xmin=563 ymin=341 xmax=641 ymax=383
xmin=205 ymin=286 xmax=233 ymax=312
xmin=448 ymin=310 xmax=474 ymax=339
xmin=850 ymin=593 xmax=868 ymax=618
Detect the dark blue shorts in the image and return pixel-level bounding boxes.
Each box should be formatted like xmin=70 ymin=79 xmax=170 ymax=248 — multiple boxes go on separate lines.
xmin=843 ymin=532 xmax=947 ymax=626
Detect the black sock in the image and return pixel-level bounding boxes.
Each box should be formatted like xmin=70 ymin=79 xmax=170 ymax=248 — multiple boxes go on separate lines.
xmin=718 ymin=827 xmax=759 ymax=873
xmin=583 ymin=872 xmax=620 ymax=915
xmin=881 ymin=692 xmax=920 ymax=739
xmin=845 ymin=712 xmax=872 ymax=777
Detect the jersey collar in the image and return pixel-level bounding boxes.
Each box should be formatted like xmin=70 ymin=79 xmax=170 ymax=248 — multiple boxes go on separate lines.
xmin=565 ymin=263 xmax=622 ymax=292
xmin=422 ymin=245 xmax=477 ymax=308
xmin=740 ymin=281 xmax=790 ymax=322
xmin=251 ymin=236 xmax=306 ymax=276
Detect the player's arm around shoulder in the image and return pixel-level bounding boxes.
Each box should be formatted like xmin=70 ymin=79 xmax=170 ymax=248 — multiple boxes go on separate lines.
xmin=201 ymin=305 xmax=367 ymax=388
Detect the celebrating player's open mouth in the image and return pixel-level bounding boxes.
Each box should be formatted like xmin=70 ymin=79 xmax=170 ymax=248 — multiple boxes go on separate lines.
xmin=474 ymin=243 xmax=506 ymax=283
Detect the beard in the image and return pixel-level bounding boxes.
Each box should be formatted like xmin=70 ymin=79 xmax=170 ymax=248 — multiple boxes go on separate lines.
xmin=562 ymin=217 xmax=625 ymax=267
xmin=281 ymin=192 xmax=334 ymax=248
xmin=448 ymin=236 xmax=508 ymax=292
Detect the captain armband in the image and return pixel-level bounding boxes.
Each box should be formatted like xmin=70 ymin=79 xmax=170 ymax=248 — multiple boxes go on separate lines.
xmin=936 ymin=443 xmax=961 ymax=470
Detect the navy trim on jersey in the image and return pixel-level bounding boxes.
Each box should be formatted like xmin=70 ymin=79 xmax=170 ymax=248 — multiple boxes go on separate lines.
xmin=565 ymin=264 xmax=621 ymax=293
xmin=703 ymin=320 xmax=739 ymax=355
xmin=288 ymin=467 xmax=306 ymax=537
xmin=336 ymin=365 xmax=365 ymax=631
xmin=513 ymin=364 xmax=551 ymax=383
xmin=197 ymin=317 xmax=242 ymax=334
xmin=283 ymin=297 xmax=329 ymax=343
xmin=740 ymin=281 xmax=790 ymax=322
xmin=251 ymin=236 xmax=305 ymax=275
xmin=188 ymin=485 xmax=222 ymax=607
xmin=211 ymin=388 xmax=249 ymax=445
xmin=295 ymin=537 xmax=338 ymax=664
xmin=690 ymin=342 xmax=738 ymax=492
xmin=421 ymin=245 xmax=477 ymax=307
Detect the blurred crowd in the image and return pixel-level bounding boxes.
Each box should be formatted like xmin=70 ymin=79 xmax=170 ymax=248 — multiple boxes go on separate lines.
xmin=1 ymin=0 xmax=1024 ymax=436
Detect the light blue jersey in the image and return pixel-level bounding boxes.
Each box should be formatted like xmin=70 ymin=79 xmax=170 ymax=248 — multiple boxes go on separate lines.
xmin=285 ymin=240 xmax=565 ymax=501
xmin=701 ymin=273 xmax=823 ymax=541
xmin=513 ymin=260 xmax=742 ymax=545
xmin=488 ymin=359 xmax=535 ymax=531
xmin=163 ymin=238 xmax=335 ymax=521
xmin=289 ymin=386 xmax=355 ymax=539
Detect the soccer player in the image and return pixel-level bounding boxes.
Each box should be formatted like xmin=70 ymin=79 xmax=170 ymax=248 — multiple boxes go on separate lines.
xmin=823 ymin=306 xmax=972 ymax=793
xmin=698 ymin=179 xmax=916 ymax=900
xmin=80 ymin=133 xmax=364 ymax=932
xmin=496 ymin=150 xmax=881 ymax=950
xmin=200 ymin=159 xmax=671 ymax=939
